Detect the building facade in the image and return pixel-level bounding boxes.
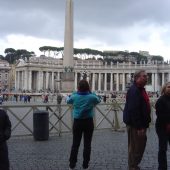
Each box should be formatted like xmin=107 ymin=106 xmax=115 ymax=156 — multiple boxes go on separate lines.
xmin=0 ymin=60 xmax=11 ymax=92
xmin=15 ymin=56 xmax=170 ymax=93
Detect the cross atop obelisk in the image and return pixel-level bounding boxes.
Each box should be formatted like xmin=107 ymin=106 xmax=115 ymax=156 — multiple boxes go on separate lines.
xmin=63 ymin=0 xmax=73 ymax=68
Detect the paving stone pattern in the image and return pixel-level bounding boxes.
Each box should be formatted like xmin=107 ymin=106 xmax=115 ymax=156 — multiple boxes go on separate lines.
xmin=8 ymin=126 xmax=170 ymax=170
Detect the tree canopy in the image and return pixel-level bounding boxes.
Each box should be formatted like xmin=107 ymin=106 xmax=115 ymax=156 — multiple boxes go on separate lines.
xmin=0 ymin=46 xmax=164 ymax=64
xmin=3 ymin=48 xmax=35 ymax=64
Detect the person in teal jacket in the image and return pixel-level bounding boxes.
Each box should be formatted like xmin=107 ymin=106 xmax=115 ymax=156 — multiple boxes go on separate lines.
xmin=67 ymin=79 xmax=101 ymax=170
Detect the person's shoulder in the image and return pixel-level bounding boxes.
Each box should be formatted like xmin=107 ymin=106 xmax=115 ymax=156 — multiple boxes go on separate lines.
xmin=158 ymin=95 xmax=169 ymax=102
xmin=89 ymin=92 xmax=100 ymax=99
xmin=128 ymin=84 xmax=138 ymax=93
xmin=89 ymin=92 xmax=97 ymax=96
xmin=71 ymin=91 xmax=77 ymax=95
xmin=155 ymin=95 xmax=166 ymax=105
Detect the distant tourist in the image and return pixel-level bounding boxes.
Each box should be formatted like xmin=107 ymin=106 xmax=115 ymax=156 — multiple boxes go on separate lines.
xmin=44 ymin=95 xmax=48 ymax=103
xmin=0 ymin=109 xmax=11 ymax=170
xmin=155 ymin=82 xmax=170 ymax=170
xmin=103 ymin=94 xmax=107 ymax=103
xmin=67 ymin=79 xmax=101 ymax=170
xmin=111 ymin=92 xmax=117 ymax=99
xmin=27 ymin=95 xmax=31 ymax=103
xmin=20 ymin=94 xmax=23 ymax=101
xmin=57 ymin=93 xmax=62 ymax=104
xmin=24 ymin=95 xmax=28 ymax=103
xmin=0 ymin=94 xmax=3 ymax=104
xmin=123 ymin=70 xmax=151 ymax=170
xmin=14 ymin=94 xmax=18 ymax=102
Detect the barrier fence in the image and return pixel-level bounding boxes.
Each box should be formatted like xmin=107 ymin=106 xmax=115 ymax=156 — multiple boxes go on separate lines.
xmin=0 ymin=98 xmax=157 ymax=137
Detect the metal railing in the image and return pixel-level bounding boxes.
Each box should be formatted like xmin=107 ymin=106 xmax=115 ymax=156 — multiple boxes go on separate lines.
xmin=0 ymin=99 xmax=157 ymax=137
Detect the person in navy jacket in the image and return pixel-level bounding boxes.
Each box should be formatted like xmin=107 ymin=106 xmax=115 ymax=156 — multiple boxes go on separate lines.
xmin=0 ymin=109 xmax=11 ymax=170
xmin=123 ymin=70 xmax=151 ymax=170
xmin=155 ymin=82 xmax=170 ymax=170
xmin=67 ymin=79 xmax=101 ymax=170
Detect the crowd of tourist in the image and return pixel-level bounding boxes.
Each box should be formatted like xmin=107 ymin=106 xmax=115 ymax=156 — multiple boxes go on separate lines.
xmin=1 ymin=70 xmax=170 ymax=170
xmin=0 ymin=89 xmax=160 ymax=105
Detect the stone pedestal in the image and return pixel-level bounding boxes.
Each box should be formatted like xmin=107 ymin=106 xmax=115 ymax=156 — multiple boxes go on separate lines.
xmin=61 ymin=72 xmax=74 ymax=92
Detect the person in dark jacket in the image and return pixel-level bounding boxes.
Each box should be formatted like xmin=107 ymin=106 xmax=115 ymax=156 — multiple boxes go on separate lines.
xmin=67 ymin=80 xmax=101 ymax=170
xmin=155 ymin=82 xmax=170 ymax=170
xmin=123 ymin=70 xmax=151 ymax=170
xmin=0 ymin=109 xmax=11 ymax=170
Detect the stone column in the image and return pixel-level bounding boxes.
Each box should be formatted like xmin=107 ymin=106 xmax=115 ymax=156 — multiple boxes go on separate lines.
xmin=98 ymin=73 xmax=101 ymax=91
xmin=110 ymin=73 xmax=113 ymax=91
xmin=152 ymin=73 xmax=155 ymax=91
xmin=15 ymin=71 xmax=17 ymax=90
xmin=51 ymin=72 xmax=54 ymax=92
xmin=21 ymin=71 xmax=24 ymax=90
xmin=16 ymin=71 xmax=20 ymax=91
xmin=104 ymin=73 xmax=107 ymax=91
xmin=18 ymin=71 xmax=21 ymax=90
xmin=57 ymin=72 xmax=60 ymax=91
xmin=162 ymin=72 xmax=165 ymax=86
xmin=116 ymin=73 xmax=119 ymax=91
xmin=46 ymin=72 xmax=49 ymax=90
xmin=28 ymin=70 xmax=32 ymax=91
xmin=74 ymin=72 xmax=77 ymax=90
xmin=122 ymin=73 xmax=125 ymax=91
xmin=155 ymin=73 xmax=158 ymax=92
xmin=86 ymin=72 xmax=90 ymax=83
xmin=92 ymin=73 xmax=95 ymax=91
xmin=24 ymin=70 xmax=28 ymax=90
xmin=38 ymin=71 xmax=43 ymax=91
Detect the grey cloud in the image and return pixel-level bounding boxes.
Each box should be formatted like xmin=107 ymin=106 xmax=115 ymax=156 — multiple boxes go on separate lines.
xmin=74 ymin=0 xmax=170 ymax=27
xmin=0 ymin=0 xmax=170 ymax=47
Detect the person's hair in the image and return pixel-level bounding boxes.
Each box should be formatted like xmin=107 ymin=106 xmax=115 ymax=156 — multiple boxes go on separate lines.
xmin=161 ymin=82 xmax=170 ymax=95
xmin=78 ymin=79 xmax=90 ymax=92
xmin=133 ymin=69 xmax=146 ymax=82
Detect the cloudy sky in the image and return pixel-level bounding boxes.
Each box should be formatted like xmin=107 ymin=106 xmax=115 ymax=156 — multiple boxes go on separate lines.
xmin=0 ymin=0 xmax=170 ymax=60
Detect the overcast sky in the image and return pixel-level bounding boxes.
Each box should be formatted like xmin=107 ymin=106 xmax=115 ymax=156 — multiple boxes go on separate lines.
xmin=0 ymin=0 xmax=170 ymax=60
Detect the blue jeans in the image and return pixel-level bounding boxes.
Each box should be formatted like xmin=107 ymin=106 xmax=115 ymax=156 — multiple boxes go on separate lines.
xmin=69 ymin=118 xmax=94 ymax=169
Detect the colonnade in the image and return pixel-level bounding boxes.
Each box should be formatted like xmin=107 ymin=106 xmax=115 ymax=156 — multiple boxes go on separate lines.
xmin=15 ymin=69 xmax=170 ymax=92
xmin=15 ymin=70 xmax=61 ymax=92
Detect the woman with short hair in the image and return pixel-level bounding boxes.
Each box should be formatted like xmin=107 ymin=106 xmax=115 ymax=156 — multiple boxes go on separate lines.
xmin=155 ymin=82 xmax=170 ymax=170
xmin=67 ymin=79 xmax=101 ymax=170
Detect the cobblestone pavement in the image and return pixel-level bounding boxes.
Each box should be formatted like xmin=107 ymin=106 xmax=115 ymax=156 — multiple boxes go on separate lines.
xmin=8 ymin=126 xmax=170 ymax=170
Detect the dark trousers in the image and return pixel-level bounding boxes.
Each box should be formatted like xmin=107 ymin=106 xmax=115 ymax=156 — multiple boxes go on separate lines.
xmin=127 ymin=126 xmax=147 ymax=170
xmin=156 ymin=128 xmax=170 ymax=170
xmin=0 ymin=142 xmax=9 ymax=170
xmin=69 ymin=118 xmax=94 ymax=168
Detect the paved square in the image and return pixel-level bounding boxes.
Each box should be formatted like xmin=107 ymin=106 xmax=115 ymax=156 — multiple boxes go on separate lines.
xmin=8 ymin=126 xmax=170 ymax=170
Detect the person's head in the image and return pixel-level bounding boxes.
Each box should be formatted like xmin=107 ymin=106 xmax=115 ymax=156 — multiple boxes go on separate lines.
xmin=77 ymin=79 xmax=90 ymax=92
xmin=161 ymin=82 xmax=170 ymax=96
xmin=134 ymin=70 xmax=148 ymax=87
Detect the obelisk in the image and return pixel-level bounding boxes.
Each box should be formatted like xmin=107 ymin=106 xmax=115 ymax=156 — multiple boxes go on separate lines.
xmin=63 ymin=0 xmax=73 ymax=67
xmin=61 ymin=0 xmax=74 ymax=92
